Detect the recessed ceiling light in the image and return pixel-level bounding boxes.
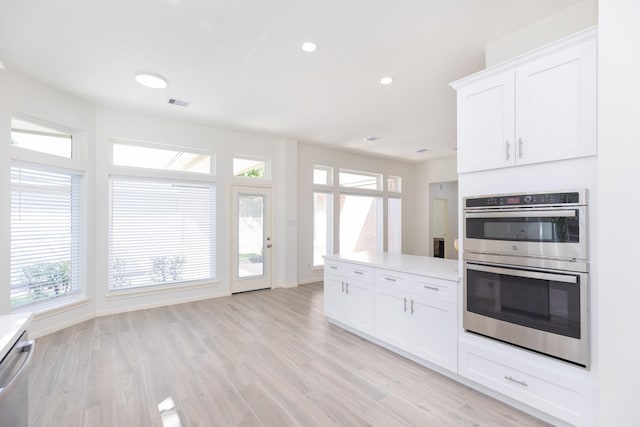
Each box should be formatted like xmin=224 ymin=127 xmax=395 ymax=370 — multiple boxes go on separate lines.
xmin=380 ymin=77 xmax=394 ymax=85
xmin=301 ymin=42 xmax=317 ymax=53
xmin=135 ymin=72 xmax=168 ymax=89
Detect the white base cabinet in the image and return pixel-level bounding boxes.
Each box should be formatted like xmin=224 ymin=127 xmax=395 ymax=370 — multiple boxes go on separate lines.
xmin=459 ymin=336 xmax=597 ymax=427
xmin=324 ymin=258 xmax=459 ymax=374
xmin=374 ymin=269 xmax=458 ymax=372
xmin=324 ymin=260 xmax=374 ymax=336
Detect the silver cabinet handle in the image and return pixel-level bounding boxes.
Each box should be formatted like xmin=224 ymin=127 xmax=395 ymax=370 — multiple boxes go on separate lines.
xmin=0 ymin=340 xmax=35 ymax=397
xmin=329 ymin=265 xmax=338 ymax=270
xmin=384 ymin=277 xmax=396 ymax=282
xmin=403 ymin=297 xmax=407 ymax=312
xmin=505 ymin=140 xmax=510 ymax=160
xmin=504 ymin=375 xmax=528 ymax=387
xmin=518 ymin=137 xmax=523 ymax=158
xmin=341 ymin=281 xmax=344 ymax=293
xmin=353 ymin=270 xmax=364 ymax=275
xmin=345 ymin=283 xmax=349 ymax=294
xmin=423 ymin=285 xmax=440 ymax=291
xmin=410 ymin=299 xmax=415 ymax=314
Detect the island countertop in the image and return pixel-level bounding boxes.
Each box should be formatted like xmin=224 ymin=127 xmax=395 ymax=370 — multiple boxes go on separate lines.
xmin=0 ymin=312 xmax=33 ymax=359
xmin=325 ymin=252 xmax=460 ymax=282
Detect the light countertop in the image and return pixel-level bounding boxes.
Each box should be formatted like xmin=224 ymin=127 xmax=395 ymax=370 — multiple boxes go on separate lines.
xmin=325 ymin=252 xmax=460 ymax=281
xmin=0 ymin=312 xmax=33 ymax=359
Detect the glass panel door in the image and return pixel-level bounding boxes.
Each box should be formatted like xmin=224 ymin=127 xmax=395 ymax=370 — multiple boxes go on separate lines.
xmin=231 ymin=186 xmax=271 ymax=293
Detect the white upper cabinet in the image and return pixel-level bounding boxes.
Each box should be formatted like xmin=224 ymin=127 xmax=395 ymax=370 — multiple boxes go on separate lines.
xmin=452 ymin=28 xmax=597 ymax=173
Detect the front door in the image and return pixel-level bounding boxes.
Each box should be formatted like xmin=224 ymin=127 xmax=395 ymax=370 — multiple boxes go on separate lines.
xmin=231 ymin=186 xmax=272 ymax=293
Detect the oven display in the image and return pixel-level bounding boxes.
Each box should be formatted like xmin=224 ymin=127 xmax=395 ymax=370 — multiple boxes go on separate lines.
xmin=505 ymin=197 xmax=520 ymax=205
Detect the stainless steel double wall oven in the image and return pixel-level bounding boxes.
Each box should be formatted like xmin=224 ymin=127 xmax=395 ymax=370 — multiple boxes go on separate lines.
xmin=463 ymin=190 xmax=589 ymax=367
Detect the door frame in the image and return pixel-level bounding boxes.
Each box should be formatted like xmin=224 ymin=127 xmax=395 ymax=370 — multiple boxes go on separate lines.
xmin=230 ymin=184 xmax=272 ymax=293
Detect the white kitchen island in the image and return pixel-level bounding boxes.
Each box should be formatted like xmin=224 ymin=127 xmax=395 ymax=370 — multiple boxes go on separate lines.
xmin=323 ymin=252 xmax=460 ymax=372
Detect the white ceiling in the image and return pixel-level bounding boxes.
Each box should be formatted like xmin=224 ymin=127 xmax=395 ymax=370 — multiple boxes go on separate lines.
xmin=0 ymin=0 xmax=580 ymax=162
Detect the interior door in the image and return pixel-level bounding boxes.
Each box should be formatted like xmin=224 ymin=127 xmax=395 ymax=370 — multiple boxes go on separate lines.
xmin=231 ymin=186 xmax=272 ymax=293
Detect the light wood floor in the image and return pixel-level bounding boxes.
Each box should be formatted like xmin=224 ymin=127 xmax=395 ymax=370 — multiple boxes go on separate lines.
xmin=29 ymin=283 xmax=549 ymax=427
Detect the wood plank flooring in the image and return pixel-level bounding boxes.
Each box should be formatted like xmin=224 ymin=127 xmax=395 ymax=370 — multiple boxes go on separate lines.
xmin=28 ymin=283 xmax=549 ymax=427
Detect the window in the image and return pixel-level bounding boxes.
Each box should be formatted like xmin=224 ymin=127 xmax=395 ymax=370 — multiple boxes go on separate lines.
xmin=313 ymin=192 xmax=333 ymax=266
xmin=109 ymin=177 xmax=215 ymax=289
xmin=233 ymin=156 xmax=266 ymax=178
xmin=11 ymin=117 xmax=72 ymax=159
xmin=339 ymin=194 xmax=382 ymax=253
xmin=339 ymin=170 xmax=382 ymax=190
xmin=313 ymin=165 xmax=333 ymax=186
xmin=10 ymin=165 xmax=82 ymax=308
xmin=388 ymin=175 xmax=402 ymax=193
xmin=388 ymin=198 xmax=402 ymax=253
xmin=112 ymin=141 xmax=211 ymax=174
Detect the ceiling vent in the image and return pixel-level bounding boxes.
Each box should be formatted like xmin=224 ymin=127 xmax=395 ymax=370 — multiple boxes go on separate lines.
xmin=168 ymin=98 xmax=189 ymax=107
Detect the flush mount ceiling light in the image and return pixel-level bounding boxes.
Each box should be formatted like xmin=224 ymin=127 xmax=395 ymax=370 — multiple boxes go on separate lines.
xmin=135 ymin=72 xmax=168 ymax=89
xmin=301 ymin=41 xmax=317 ymax=53
xmin=380 ymin=76 xmax=394 ymax=85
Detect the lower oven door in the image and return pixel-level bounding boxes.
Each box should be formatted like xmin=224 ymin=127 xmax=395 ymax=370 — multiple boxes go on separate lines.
xmin=464 ymin=259 xmax=589 ymax=367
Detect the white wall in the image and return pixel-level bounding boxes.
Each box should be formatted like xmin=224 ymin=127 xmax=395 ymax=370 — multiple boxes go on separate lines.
xmin=485 ymin=0 xmax=598 ymax=67
xmin=297 ymin=143 xmax=415 ymax=284
xmin=597 ymin=0 xmax=640 ymax=424
xmin=0 ymin=69 xmax=298 ymax=336
xmin=412 ymin=156 xmax=458 ymax=257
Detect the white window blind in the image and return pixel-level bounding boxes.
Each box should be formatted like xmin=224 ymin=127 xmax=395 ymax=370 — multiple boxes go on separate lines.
xmin=109 ymin=177 xmax=215 ymax=289
xmin=10 ymin=165 xmax=82 ymax=308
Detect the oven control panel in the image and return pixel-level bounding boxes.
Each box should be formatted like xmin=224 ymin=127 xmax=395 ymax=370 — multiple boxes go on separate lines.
xmin=465 ymin=191 xmax=581 ymax=208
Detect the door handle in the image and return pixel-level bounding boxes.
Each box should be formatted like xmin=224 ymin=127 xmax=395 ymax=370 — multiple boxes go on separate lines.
xmin=410 ymin=299 xmax=415 ymax=314
xmin=266 ymin=244 xmax=272 ymax=248
xmin=518 ymin=138 xmax=523 ymax=158
xmin=505 ymin=140 xmax=510 ymax=160
xmin=0 ymin=340 xmax=35 ymax=396
xmin=403 ymin=297 xmax=407 ymax=312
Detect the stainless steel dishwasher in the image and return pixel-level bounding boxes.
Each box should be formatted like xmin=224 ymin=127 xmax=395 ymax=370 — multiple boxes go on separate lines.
xmin=0 ymin=331 xmax=35 ymax=427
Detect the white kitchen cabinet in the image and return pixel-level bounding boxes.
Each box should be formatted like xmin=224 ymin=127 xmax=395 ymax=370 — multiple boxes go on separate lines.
xmin=452 ymin=28 xmax=597 ymax=173
xmin=374 ymin=270 xmax=412 ymax=351
xmin=324 ymin=260 xmax=374 ymax=336
xmin=459 ymin=336 xmax=597 ymax=427
xmin=409 ymin=277 xmax=457 ymax=372
xmin=374 ymin=268 xmax=458 ymax=372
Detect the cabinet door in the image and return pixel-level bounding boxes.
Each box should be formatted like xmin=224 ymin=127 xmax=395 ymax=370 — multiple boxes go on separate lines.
xmin=374 ymin=287 xmax=411 ymax=351
xmin=410 ymin=296 xmax=457 ymax=372
xmin=456 ymin=70 xmax=516 ymax=173
xmin=324 ymin=275 xmax=346 ymax=323
xmin=515 ymin=39 xmax=597 ymax=165
xmin=345 ymin=279 xmax=374 ymax=336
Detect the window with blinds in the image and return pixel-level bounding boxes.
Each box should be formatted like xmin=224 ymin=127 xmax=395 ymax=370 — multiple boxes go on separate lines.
xmin=10 ymin=165 xmax=82 ymax=308
xmin=109 ymin=177 xmax=215 ymax=289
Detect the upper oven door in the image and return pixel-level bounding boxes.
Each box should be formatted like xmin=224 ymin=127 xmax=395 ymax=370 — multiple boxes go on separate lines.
xmin=464 ymin=206 xmax=587 ymax=260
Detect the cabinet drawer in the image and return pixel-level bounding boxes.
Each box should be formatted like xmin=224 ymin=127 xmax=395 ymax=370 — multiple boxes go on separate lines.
xmin=324 ymin=260 xmax=347 ymax=277
xmin=459 ymin=338 xmax=596 ymax=426
xmin=346 ymin=264 xmax=374 ymax=282
xmin=375 ymin=269 xmax=412 ymax=292
xmin=411 ymin=276 xmax=457 ymax=304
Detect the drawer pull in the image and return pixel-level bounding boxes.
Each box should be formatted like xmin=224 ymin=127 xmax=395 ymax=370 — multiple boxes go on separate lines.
xmin=384 ymin=277 xmax=397 ymax=282
xmin=353 ymin=270 xmax=364 ymax=275
xmin=329 ymin=266 xmax=338 ymax=270
xmin=504 ymin=376 xmax=528 ymax=387
xmin=423 ymin=285 xmax=440 ymax=291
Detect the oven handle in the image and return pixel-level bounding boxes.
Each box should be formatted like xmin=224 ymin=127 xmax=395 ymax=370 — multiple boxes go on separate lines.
xmin=465 ymin=209 xmax=576 ymax=219
xmin=466 ymin=262 xmax=578 ymax=284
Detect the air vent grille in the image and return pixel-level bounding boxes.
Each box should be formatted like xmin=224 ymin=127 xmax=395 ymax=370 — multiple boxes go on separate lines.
xmin=168 ymin=98 xmax=189 ymax=107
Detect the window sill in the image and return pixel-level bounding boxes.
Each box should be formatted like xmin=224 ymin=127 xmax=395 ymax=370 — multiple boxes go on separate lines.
xmin=105 ymin=279 xmax=219 ymax=300
xmin=12 ymin=295 xmax=91 ymax=321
